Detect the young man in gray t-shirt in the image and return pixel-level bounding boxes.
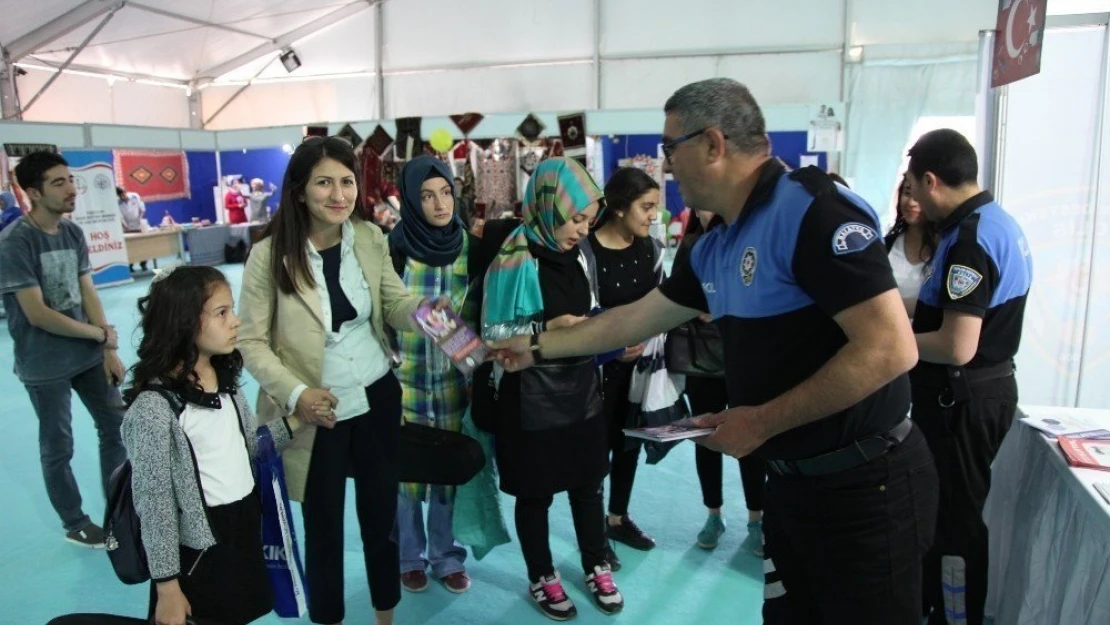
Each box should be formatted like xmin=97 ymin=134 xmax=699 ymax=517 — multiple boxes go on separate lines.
xmin=0 ymin=151 xmax=127 ymax=548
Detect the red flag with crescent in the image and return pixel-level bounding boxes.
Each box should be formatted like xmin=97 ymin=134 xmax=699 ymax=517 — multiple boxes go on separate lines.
xmin=991 ymin=0 xmax=1047 ymax=88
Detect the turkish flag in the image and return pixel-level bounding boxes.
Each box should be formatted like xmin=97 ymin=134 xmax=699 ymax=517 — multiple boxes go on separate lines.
xmin=991 ymin=0 xmax=1048 ymax=88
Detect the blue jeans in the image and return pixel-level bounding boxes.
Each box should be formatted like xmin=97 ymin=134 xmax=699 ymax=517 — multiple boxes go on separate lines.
xmin=24 ymin=362 xmax=126 ymax=532
xmin=396 ymin=487 xmax=467 ymax=578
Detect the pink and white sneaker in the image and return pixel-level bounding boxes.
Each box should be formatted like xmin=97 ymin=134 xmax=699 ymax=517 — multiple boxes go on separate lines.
xmin=585 ymin=563 xmax=624 ymax=615
xmin=529 ymin=570 xmax=577 ymax=621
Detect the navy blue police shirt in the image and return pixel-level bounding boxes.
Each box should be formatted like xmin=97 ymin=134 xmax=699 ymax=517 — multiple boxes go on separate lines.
xmin=660 ymin=161 xmax=910 ymax=460
xmin=911 ymin=192 xmax=1032 ymax=370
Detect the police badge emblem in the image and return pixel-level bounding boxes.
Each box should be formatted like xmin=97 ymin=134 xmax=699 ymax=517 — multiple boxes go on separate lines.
xmin=947 ymin=265 xmax=983 ymax=300
xmin=741 ymin=247 xmax=757 ymax=286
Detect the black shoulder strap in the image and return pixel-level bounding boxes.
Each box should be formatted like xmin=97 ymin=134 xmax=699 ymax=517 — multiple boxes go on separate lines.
xmin=576 ymin=235 xmax=601 ymax=308
xmin=788 ymin=165 xmax=841 ymax=200
xmin=148 ymin=386 xmax=185 ymax=418
xmin=390 ymin=246 xmax=407 ymax=279
xmin=466 ymin=232 xmax=482 ymax=282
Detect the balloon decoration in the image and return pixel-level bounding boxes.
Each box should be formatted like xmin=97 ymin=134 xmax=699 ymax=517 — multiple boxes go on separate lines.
xmin=429 ymin=128 xmax=454 ymax=153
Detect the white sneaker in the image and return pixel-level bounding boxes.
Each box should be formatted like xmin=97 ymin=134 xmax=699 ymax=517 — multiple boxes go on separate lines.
xmin=529 ymin=570 xmax=577 ymax=621
xmin=585 ymin=564 xmax=624 ymax=615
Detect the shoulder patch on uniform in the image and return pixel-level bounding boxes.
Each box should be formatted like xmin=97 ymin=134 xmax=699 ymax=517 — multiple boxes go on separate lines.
xmin=831 ymin=222 xmax=878 ymax=256
xmin=740 ymin=247 xmax=757 ymax=286
xmin=946 ymin=265 xmax=983 ymax=300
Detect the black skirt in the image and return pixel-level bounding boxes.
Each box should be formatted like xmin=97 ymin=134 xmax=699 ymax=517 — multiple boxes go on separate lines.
xmin=147 ymin=489 xmax=273 ymax=625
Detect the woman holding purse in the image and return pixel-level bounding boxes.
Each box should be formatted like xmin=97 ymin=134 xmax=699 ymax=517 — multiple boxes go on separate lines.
xmin=480 ymin=157 xmax=624 ymax=621
xmin=387 ymin=155 xmax=482 ymax=595
xmin=238 ymin=136 xmax=425 ymax=625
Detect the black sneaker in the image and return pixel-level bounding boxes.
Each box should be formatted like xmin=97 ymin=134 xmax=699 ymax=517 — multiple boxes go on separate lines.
xmin=529 ymin=571 xmax=577 ymax=621
xmin=607 ymin=516 xmax=656 ymax=551
xmin=603 ymin=542 xmax=622 ymax=572
xmin=65 ymin=523 xmax=107 ymax=549
xmin=584 ymin=564 xmax=624 ymax=615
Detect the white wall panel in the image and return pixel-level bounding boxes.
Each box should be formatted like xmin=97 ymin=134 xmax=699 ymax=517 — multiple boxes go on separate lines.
xmin=998 ymin=26 xmax=1106 ymax=407
xmin=17 ymin=71 xmax=113 ymax=124
xmin=382 ymin=0 xmax=594 ymax=70
xmin=602 ymin=51 xmax=842 ymax=109
xmin=384 ymin=63 xmax=594 ymax=118
xmin=110 ymin=81 xmax=190 ymax=128
xmin=201 ymin=76 xmax=378 ymax=130
xmin=16 ymin=70 xmax=189 ymax=128
xmin=602 ymin=0 xmax=844 ymax=56
xmin=849 ymin=0 xmax=996 ymax=46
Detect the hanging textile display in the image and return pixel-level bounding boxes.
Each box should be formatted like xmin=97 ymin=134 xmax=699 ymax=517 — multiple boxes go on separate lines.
xmin=450 ymin=112 xmax=485 ymax=137
xmin=515 ymin=114 xmax=545 ymax=145
xmin=517 ymin=144 xmax=547 ymax=200
xmin=557 ymin=113 xmax=587 ymax=166
xmin=336 ymin=123 xmax=364 ymax=148
xmin=114 ymin=150 xmax=191 ymax=202
xmin=475 ymin=139 xmax=517 ymax=217
xmin=366 ymin=125 xmax=395 ymax=157
xmin=395 ymin=117 xmax=423 ymax=160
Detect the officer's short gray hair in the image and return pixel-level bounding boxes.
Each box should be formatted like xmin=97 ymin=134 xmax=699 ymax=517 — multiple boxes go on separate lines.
xmin=664 ymin=78 xmax=768 ymax=156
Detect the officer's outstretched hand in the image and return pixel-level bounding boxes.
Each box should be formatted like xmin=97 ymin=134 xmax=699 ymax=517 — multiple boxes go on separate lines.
xmin=487 ymin=334 xmax=535 ymax=373
xmin=691 ymin=407 xmax=769 ymax=459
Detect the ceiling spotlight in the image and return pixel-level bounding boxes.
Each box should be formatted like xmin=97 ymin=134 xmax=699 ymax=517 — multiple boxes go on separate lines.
xmin=280 ymin=48 xmax=301 ymax=73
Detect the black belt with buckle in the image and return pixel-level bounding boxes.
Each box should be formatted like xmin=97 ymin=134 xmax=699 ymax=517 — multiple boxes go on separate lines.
xmin=766 ymin=418 xmax=914 ymax=478
xmin=910 ymin=360 xmax=1016 ymax=407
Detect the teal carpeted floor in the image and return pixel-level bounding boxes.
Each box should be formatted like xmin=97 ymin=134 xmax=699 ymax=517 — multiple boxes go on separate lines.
xmin=0 ymin=263 xmax=765 ymax=625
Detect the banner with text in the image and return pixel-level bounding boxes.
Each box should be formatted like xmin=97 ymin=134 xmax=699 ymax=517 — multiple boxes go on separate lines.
xmin=72 ymin=161 xmax=131 ymax=287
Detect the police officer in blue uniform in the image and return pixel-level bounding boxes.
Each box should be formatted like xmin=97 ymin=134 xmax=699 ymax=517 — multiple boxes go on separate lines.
xmin=489 ymin=78 xmax=939 ymax=625
xmin=905 ymin=129 xmax=1033 ymax=625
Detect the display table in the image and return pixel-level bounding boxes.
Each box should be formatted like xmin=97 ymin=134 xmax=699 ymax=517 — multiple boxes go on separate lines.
xmin=984 ymin=405 xmax=1110 ymax=624
xmin=123 ymin=229 xmax=184 ymax=265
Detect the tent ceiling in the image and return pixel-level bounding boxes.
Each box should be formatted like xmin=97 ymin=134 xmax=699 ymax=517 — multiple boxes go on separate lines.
xmin=2 ymin=0 xmax=376 ymax=82
xmin=1 ymin=0 xmax=1012 ymax=93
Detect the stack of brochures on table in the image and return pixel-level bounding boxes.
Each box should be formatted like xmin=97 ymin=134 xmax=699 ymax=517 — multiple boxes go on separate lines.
xmin=1058 ymin=437 xmax=1110 ymax=471
xmin=1020 ymin=413 xmax=1110 ymax=439
xmin=623 ymin=422 xmax=716 ymax=443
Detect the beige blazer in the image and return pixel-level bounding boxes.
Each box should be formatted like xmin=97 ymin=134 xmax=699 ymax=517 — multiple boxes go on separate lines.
xmin=238 ymin=220 xmax=422 ymax=501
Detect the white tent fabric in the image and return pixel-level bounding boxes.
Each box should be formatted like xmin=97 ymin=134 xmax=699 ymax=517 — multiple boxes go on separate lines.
xmin=843 ymin=43 xmax=979 ymax=218
xmin=2 ymin=0 xmax=997 ymax=130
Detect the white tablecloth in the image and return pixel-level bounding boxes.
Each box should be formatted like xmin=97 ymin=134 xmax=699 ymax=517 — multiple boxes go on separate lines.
xmin=984 ymin=405 xmax=1110 ymax=624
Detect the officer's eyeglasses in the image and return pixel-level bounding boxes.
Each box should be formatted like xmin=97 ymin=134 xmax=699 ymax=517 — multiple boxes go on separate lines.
xmin=661 ymin=128 xmax=729 ymax=163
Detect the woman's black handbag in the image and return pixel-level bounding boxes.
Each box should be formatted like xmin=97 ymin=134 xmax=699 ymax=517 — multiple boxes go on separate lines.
xmin=398 ymin=421 xmax=485 ymax=486
xmin=665 ymin=320 xmax=725 ymax=379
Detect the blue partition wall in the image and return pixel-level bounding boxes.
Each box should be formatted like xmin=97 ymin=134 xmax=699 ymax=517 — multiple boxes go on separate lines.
xmin=156 ymin=151 xmax=219 ymax=224
xmin=219 ymin=147 xmax=291 ymax=218
xmin=598 ymin=131 xmax=827 ymax=216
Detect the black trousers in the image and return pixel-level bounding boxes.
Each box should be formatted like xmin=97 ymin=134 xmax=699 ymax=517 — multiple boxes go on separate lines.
xmin=913 ymin=375 xmax=1017 ymax=625
xmin=515 ymin=481 xmax=608 ymax=582
xmin=695 ymin=445 xmax=768 ymax=511
xmin=762 ymin=425 xmax=938 ymax=625
xmin=686 ymin=376 xmax=767 ymax=511
xmin=146 ymin=490 xmax=272 ymax=625
xmin=303 ymin=374 xmax=402 ymax=624
xmin=601 ymin=362 xmax=641 ymax=516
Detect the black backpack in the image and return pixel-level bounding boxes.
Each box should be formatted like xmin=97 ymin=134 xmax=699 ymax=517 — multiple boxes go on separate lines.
xmin=104 ymin=387 xmax=184 ymax=585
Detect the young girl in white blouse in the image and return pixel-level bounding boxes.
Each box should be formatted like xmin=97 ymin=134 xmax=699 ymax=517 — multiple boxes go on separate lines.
xmin=122 ymin=266 xmax=301 ymax=625
xmin=884 ymin=175 xmax=937 ymax=319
